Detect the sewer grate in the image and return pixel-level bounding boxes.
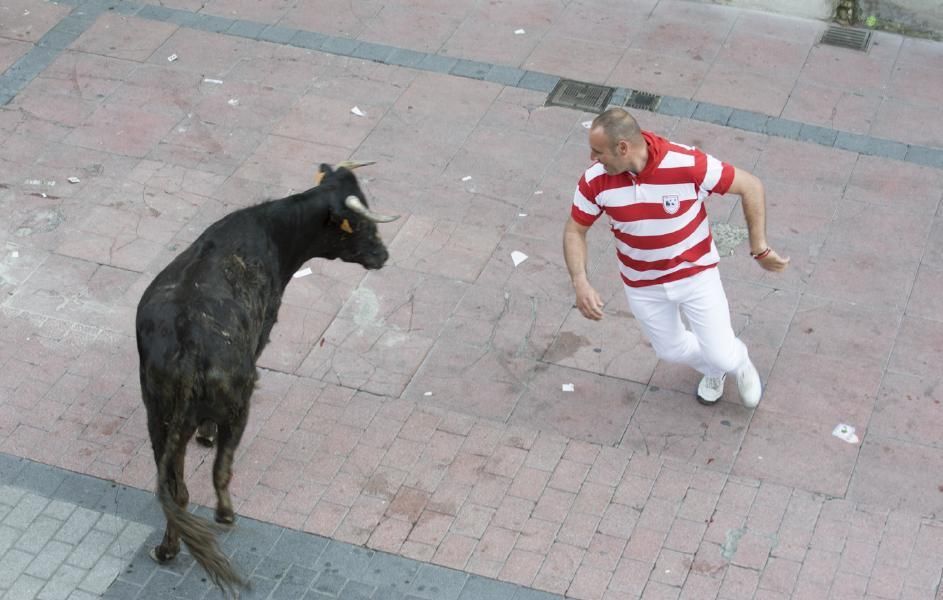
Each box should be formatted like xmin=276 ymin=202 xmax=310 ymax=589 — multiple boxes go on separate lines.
xmin=624 ymin=89 xmax=662 ymax=112
xmin=820 ymin=25 xmax=872 ymax=51
xmin=546 ymin=79 xmax=613 ymax=112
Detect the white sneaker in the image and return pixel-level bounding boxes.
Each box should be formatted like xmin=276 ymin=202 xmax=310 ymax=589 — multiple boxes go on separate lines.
xmin=697 ymin=374 xmax=726 ymax=405
xmin=737 ymin=361 xmax=762 ymax=408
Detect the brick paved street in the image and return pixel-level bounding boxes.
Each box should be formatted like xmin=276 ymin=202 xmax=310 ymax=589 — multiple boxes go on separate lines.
xmin=2 ymin=0 xmax=943 ymax=598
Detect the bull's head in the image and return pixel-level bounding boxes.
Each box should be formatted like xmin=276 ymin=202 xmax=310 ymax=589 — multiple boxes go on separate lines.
xmin=318 ymin=162 xmax=399 ymax=270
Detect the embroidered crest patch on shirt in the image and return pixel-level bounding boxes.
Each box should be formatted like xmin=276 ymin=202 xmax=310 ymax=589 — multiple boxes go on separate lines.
xmin=662 ymin=195 xmax=680 ymax=215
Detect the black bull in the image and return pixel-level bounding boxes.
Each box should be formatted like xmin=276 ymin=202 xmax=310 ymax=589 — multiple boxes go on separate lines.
xmin=135 ymin=163 xmax=397 ymax=595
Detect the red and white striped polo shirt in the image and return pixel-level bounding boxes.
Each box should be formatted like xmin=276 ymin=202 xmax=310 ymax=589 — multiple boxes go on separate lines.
xmin=571 ymin=131 xmax=735 ymax=288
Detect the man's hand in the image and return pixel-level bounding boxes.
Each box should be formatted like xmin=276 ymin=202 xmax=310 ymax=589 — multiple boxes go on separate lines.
xmin=755 ymin=249 xmax=790 ymax=272
xmin=575 ymin=281 xmax=605 ymax=320
xmin=564 ymin=217 xmax=605 ymax=320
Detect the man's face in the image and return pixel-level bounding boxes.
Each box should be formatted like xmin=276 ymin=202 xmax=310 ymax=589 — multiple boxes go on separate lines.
xmin=589 ymin=127 xmax=629 ymax=175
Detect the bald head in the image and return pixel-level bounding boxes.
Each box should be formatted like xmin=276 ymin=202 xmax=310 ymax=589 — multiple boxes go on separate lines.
xmin=591 ymin=108 xmax=643 ymax=151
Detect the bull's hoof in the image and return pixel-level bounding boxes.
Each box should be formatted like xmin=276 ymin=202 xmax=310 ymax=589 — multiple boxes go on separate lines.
xmin=215 ymin=509 xmax=235 ymax=526
xmin=195 ymin=433 xmax=215 ymax=448
xmin=196 ymin=422 xmax=217 ymax=447
xmin=149 ymin=546 xmax=177 ymax=564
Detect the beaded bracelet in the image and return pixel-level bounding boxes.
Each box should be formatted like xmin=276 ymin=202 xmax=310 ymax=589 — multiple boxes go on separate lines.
xmin=751 ymin=248 xmax=771 ymax=260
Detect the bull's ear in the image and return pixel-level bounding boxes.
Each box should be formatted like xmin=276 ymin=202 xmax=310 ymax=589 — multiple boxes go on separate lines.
xmin=325 ymin=195 xmax=347 ymax=228
xmin=314 ymin=163 xmax=333 ymax=185
xmin=326 ymin=202 xmax=355 ymax=235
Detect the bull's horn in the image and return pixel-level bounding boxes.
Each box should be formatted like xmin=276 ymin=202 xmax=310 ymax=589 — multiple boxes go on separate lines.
xmin=315 ymin=161 xmax=376 ymax=185
xmin=336 ymin=160 xmax=376 ymax=170
xmin=345 ymin=195 xmax=399 ymax=223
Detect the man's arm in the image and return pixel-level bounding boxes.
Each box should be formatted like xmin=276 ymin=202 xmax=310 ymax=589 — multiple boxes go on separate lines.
xmin=564 ymin=217 xmax=605 ymax=320
xmin=726 ymin=167 xmax=790 ymax=272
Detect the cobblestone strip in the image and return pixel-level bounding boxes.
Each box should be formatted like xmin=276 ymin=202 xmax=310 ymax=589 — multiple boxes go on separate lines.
xmin=2 ymin=0 xmax=941 ymax=168
xmin=0 ymin=482 xmax=153 ymax=600
xmin=0 ymin=0 xmax=136 ymax=106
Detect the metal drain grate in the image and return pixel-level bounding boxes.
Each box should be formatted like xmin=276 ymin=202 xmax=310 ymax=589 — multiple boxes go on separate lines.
xmin=820 ymin=25 xmax=872 ymax=51
xmin=546 ymin=79 xmax=613 ymax=112
xmin=624 ymin=90 xmax=662 ymax=112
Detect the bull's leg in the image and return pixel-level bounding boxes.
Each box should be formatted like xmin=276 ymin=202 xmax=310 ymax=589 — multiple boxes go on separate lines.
xmin=195 ymin=420 xmax=216 ymax=447
xmin=145 ymin=401 xmax=167 ymax=465
xmin=152 ymin=424 xmax=195 ymax=563
xmin=212 ymin=412 xmax=248 ymax=526
xmin=145 ymin=405 xmax=174 ymax=563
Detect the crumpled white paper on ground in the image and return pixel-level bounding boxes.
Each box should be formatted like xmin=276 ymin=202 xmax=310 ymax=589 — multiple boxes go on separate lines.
xmin=832 ymin=423 xmax=859 ymax=444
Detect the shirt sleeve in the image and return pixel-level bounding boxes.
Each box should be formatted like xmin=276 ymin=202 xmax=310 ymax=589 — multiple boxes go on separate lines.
xmin=695 ymin=149 xmax=735 ymax=197
xmin=571 ymin=175 xmax=601 ymax=226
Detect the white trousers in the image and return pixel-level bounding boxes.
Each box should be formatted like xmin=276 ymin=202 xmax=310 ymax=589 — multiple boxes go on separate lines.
xmin=623 ymin=267 xmax=749 ymax=378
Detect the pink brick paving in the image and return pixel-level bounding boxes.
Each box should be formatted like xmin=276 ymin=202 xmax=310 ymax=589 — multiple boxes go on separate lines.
xmin=1 ymin=312 xmax=942 ymax=598
xmin=3 ymin=1 xmax=943 ymax=598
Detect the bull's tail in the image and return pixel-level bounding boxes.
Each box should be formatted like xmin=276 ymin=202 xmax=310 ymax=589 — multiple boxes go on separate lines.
xmin=157 ymin=427 xmax=247 ymax=597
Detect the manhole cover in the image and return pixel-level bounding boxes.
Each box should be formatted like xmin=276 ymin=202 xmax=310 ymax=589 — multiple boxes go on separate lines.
xmin=546 ymin=79 xmax=613 ymax=112
xmin=820 ymin=25 xmax=872 ymax=51
xmin=624 ymin=90 xmax=662 ymax=112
